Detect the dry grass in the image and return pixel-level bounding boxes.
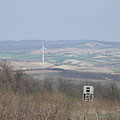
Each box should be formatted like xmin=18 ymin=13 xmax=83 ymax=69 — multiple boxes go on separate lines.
xmin=10 ymin=61 xmax=54 ymax=70
xmin=0 ymin=91 xmax=120 ymax=120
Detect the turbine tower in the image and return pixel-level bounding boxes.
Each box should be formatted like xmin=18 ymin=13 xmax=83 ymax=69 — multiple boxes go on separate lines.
xmin=41 ymin=41 xmax=46 ymax=62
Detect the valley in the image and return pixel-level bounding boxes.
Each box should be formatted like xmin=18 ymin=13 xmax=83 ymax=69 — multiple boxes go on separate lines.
xmin=0 ymin=40 xmax=120 ymax=73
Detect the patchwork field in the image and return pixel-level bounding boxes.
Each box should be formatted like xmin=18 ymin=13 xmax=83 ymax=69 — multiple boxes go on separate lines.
xmin=0 ymin=40 xmax=120 ymax=73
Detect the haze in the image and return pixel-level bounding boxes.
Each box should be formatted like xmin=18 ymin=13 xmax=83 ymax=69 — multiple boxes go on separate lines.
xmin=0 ymin=0 xmax=120 ymax=41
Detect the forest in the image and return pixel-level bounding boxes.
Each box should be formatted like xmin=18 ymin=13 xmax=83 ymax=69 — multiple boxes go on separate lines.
xmin=61 ymin=70 xmax=120 ymax=82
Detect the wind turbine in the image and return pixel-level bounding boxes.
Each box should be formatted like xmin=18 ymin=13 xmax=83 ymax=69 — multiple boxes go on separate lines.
xmin=41 ymin=41 xmax=46 ymax=62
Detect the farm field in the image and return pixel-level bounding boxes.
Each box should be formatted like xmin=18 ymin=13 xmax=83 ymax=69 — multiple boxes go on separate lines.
xmin=0 ymin=40 xmax=120 ymax=73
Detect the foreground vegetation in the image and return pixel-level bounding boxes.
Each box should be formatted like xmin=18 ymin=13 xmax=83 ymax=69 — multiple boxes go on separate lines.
xmin=0 ymin=61 xmax=120 ymax=120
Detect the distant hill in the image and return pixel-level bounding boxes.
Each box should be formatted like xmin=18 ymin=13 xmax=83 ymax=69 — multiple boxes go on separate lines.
xmin=1 ymin=40 xmax=120 ymax=74
xmin=0 ymin=40 xmax=120 ymax=53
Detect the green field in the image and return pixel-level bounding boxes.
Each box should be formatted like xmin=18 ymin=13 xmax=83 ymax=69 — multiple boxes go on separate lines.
xmin=1 ymin=40 xmax=120 ymax=73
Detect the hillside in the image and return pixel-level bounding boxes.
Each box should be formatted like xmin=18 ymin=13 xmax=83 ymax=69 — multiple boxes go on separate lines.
xmin=0 ymin=40 xmax=120 ymax=73
xmin=0 ymin=61 xmax=120 ymax=120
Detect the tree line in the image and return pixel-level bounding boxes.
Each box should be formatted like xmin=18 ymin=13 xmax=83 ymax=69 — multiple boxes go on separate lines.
xmin=0 ymin=61 xmax=120 ymax=101
xmin=61 ymin=70 xmax=120 ymax=82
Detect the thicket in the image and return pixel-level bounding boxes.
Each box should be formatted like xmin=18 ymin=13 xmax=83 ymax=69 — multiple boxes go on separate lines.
xmin=0 ymin=61 xmax=120 ymax=120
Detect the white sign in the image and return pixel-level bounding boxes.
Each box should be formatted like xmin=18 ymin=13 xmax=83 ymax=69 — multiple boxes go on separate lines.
xmin=83 ymin=86 xmax=94 ymax=94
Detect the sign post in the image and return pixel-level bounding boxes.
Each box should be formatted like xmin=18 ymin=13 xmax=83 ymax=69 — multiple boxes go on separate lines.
xmin=83 ymin=86 xmax=94 ymax=101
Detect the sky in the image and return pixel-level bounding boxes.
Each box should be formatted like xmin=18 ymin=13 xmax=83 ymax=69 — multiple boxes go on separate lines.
xmin=0 ymin=0 xmax=120 ymax=42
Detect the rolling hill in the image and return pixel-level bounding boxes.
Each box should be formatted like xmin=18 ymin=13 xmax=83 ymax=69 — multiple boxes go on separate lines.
xmin=0 ymin=40 xmax=120 ymax=73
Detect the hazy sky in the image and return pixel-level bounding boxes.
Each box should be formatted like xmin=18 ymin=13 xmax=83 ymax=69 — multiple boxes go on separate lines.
xmin=0 ymin=0 xmax=120 ymax=41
